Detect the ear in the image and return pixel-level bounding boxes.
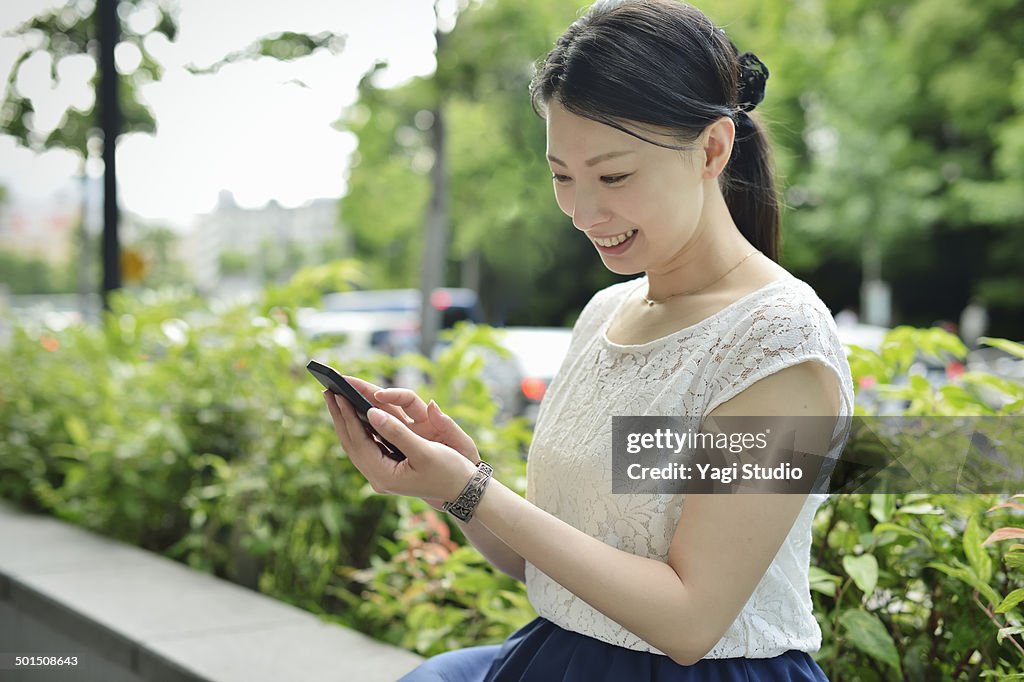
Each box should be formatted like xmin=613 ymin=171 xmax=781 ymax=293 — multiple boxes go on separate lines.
xmin=701 ymin=116 xmax=736 ymax=180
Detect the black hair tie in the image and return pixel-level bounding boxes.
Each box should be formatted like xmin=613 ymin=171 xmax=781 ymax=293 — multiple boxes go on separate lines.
xmin=737 ymin=52 xmax=769 ymax=112
xmin=735 ymin=110 xmax=756 ymax=136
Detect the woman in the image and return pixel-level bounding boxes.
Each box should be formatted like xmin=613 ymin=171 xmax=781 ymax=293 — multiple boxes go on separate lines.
xmin=323 ymin=0 xmax=853 ymax=679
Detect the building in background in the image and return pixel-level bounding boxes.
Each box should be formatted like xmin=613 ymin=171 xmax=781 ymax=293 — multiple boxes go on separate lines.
xmin=0 ymin=190 xmax=79 ymax=266
xmin=181 ymin=190 xmax=346 ymax=300
xmin=1 ymin=179 xmax=347 ymax=302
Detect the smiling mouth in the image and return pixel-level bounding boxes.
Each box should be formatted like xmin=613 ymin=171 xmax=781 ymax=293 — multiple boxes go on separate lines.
xmin=593 ymin=229 xmax=637 ymax=248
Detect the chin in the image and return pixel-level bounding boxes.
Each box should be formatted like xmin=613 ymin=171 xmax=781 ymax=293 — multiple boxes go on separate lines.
xmin=600 ymin=258 xmax=644 ymax=276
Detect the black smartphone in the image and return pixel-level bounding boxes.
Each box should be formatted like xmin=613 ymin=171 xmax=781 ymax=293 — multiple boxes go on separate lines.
xmin=306 ymin=359 xmax=407 ymax=462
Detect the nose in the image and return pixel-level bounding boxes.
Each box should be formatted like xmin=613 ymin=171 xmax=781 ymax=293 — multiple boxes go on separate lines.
xmin=568 ymin=188 xmax=611 ymax=232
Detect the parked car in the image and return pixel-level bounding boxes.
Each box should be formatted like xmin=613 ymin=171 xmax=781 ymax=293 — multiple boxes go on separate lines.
xmin=321 ymin=287 xmax=481 ymax=329
xmin=834 ymin=322 xmax=889 ymax=355
xmin=298 ymin=310 xmax=419 ymax=360
xmin=480 ymin=327 xmax=574 ymax=425
xmin=300 ymin=287 xmax=481 ymax=358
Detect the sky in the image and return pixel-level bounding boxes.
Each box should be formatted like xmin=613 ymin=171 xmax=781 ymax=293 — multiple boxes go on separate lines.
xmin=0 ymin=0 xmax=447 ymax=230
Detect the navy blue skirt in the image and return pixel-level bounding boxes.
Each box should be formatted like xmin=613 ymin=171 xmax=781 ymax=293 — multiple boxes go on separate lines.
xmin=399 ymin=616 xmax=830 ymax=681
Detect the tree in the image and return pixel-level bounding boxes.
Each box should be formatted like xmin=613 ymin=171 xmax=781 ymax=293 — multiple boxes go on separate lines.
xmin=2 ymin=0 xmax=180 ymax=307
xmin=339 ymin=0 xmax=614 ymax=325
xmin=0 ymin=252 xmax=70 ymax=294
xmin=2 ymin=2 xmax=345 ymax=306
xmin=776 ymin=0 xmax=1024 ymax=332
xmin=340 ymin=0 xmax=1024 ymax=333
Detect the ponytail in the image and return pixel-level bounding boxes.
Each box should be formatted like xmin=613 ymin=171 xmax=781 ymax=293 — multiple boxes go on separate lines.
xmin=723 ymin=112 xmax=780 ymax=263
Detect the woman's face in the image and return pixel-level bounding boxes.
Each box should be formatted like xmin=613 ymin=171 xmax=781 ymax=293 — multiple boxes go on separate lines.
xmin=545 ymin=100 xmax=709 ymax=276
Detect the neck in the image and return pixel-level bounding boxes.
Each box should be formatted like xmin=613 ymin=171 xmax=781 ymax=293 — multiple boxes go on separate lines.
xmin=644 ymin=190 xmax=755 ymax=302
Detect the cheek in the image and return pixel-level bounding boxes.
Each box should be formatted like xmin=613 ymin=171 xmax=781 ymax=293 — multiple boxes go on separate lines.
xmin=553 ymin=185 xmax=573 ymax=217
xmin=632 ymin=184 xmax=701 ymax=239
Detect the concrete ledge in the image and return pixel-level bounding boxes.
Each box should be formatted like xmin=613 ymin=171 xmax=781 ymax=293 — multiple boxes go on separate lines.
xmin=0 ymin=501 xmax=423 ymax=681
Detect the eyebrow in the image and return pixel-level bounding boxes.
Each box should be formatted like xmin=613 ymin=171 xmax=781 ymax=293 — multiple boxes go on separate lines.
xmin=546 ymin=150 xmax=636 ymax=167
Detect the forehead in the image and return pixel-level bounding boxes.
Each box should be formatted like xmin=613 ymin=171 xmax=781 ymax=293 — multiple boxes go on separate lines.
xmin=544 ymin=99 xmax=682 ymax=160
xmin=545 ymin=101 xmax=639 ymax=154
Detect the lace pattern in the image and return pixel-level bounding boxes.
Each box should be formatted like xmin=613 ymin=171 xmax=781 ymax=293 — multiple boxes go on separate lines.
xmin=524 ymin=275 xmax=855 ymax=659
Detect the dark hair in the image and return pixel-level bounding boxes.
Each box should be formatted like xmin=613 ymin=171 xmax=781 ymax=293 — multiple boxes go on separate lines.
xmin=529 ymin=0 xmax=780 ymax=262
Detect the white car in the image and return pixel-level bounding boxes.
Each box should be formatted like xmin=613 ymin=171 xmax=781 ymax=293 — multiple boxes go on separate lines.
xmin=298 ymin=310 xmax=418 ymax=360
xmin=482 ymin=327 xmax=574 ymax=424
xmin=835 ymin=322 xmax=889 ymax=355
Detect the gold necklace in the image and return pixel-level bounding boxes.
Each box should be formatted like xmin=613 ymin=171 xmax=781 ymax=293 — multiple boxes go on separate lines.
xmin=641 ymin=250 xmax=758 ymax=307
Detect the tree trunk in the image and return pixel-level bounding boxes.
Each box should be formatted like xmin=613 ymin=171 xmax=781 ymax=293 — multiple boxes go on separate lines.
xmin=98 ymin=0 xmax=121 ymax=310
xmin=418 ymin=9 xmax=449 ymax=356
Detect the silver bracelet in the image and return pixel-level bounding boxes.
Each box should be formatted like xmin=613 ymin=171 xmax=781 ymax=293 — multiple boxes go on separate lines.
xmin=442 ymin=461 xmax=493 ymax=522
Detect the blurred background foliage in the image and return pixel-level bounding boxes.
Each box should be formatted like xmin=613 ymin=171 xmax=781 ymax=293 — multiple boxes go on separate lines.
xmin=339 ymin=0 xmax=1024 ymax=332
xmin=2 ymin=0 xmax=1021 ymax=332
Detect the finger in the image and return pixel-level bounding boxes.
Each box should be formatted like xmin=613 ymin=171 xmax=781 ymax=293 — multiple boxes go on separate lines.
xmin=343 ymin=375 xmax=386 ymax=404
xmin=324 ymin=389 xmax=354 ymax=448
xmin=332 ymin=392 xmax=370 ymax=444
xmin=367 ymin=407 xmax=430 ymax=461
xmin=426 ymin=400 xmax=479 ymax=461
xmin=328 ymin=392 xmax=394 ymax=485
xmin=344 ymin=375 xmax=416 ymax=425
xmin=374 ymin=387 xmax=429 ymax=422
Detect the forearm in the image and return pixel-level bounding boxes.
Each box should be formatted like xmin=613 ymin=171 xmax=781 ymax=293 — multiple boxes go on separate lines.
xmin=453 ymin=514 xmax=527 ymax=582
xmin=472 ymin=478 xmax=707 ymax=664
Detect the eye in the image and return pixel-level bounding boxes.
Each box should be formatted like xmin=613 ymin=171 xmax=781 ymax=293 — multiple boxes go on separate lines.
xmin=551 ymin=173 xmax=572 ymax=184
xmin=601 ymin=174 xmax=631 ymax=185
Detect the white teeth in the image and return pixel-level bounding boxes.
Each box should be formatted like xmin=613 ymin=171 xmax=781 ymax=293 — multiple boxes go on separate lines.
xmin=595 ymin=229 xmax=636 ymax=248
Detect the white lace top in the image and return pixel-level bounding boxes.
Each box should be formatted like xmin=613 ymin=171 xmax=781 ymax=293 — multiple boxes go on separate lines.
xmin=524 ymin=275 xmax=855 ymax=659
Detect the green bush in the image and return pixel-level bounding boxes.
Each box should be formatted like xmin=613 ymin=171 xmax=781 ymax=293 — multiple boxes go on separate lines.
xmin=331 ymin=496 xmax=535 ymax=655
xmin=0 ymin=273 xmax=535 ymax=644
xmin=324 ymin=323 xmax=537 ymax=651
xmin=2 ymin=279 xmax=1023 ymax=676
xmin=812 ymin=329 xmax=1024 ymax=680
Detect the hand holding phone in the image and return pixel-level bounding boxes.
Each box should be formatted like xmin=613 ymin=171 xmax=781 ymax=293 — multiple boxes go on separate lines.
xmin=307 ymin=359 xmax=407 ymax=462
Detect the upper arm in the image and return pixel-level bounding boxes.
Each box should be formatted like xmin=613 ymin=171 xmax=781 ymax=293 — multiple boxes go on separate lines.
xmin=665 ymin=360 xmax=841 ymax=662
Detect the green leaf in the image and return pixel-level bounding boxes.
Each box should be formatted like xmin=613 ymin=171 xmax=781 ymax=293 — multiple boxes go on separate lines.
xmin=843 ymin=554 xmax=879 ymax=596
xmin=872 ymin=522 xmax=932 ymax=547
xmin=926 ymin=561 xmax=1002 ymax=607
xmin=908 ymin=374 xmax=932 ymax=394
xmin=809 ymin=564 xmax=840 ymax=580
xmin=895 ymin=503 xmax=943 ymax=515
xmin=809 ymin=581 xmax=836 ymax=597
xmin=838 ymin=609 xmax=902 ymax=673
xmin=995 ymin=588 xmax=1024 ymax=614
xmin=869 ymin=493 xmax=895 ymax=523
xmin=186 ymin=30 xmax=346 ymax=75
xmin=979 ymin=337 xmax=1024 ymax=360
xmin=320 ymin=501 xmax=340 ymax=540
xmin=64 ymin=415 xmax=89 ymax=446
xmin=961 ymin=373 xmax=1024 ymax=401
xmin=997 ymin=625 xmax=1024 ymax=644
xmin=965 ymin=515 xmax=993 ymax=584
xmin=809 ymin=566 xmax=841 ymax=597
xmin=1006 ymin=551 xmax=1024 ymax=569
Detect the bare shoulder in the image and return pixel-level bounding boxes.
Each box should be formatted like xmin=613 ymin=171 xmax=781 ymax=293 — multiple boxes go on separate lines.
xmin=711 ymin=361 xmax=841 ymax=418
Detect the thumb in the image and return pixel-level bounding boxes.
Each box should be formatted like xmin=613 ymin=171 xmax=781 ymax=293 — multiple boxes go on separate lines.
xmin=426 ymin=401 xmax=480 ymax=463
xmin=366 ymin=407 xmax=425 ymax=457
